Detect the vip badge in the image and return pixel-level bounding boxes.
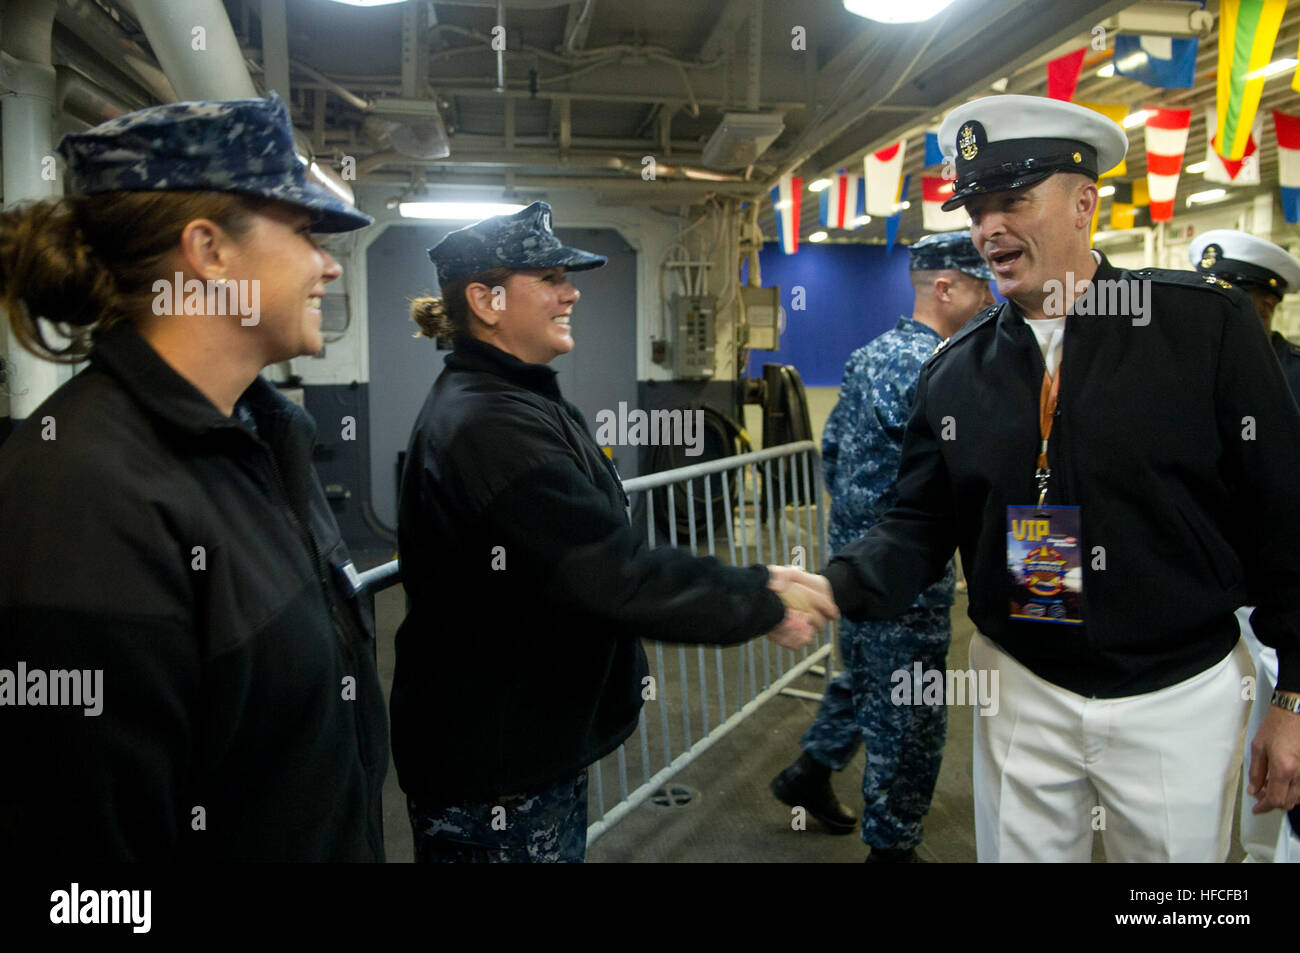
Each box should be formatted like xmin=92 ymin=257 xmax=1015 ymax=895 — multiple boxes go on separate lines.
xmin=958 ymin=123 xmax=979 ymax=161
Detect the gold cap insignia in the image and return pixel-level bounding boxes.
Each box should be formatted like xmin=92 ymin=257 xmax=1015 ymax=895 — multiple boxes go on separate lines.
xmin=1072 ymin=152 xmax=1082 ymax=163
xmin=958 ymin=124 xmax=978 ymax=161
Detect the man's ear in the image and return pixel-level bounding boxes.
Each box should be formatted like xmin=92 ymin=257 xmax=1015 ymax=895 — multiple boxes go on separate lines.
xmin=465 ymin=281 xmax=499 ymax=327
xmin=1075 ymin=179 xmax=1100 ymax=228
xmin=933 ymin=275 xmax=953 ymax=302
xmin=176 ymin=218 xmax=232 ymax=281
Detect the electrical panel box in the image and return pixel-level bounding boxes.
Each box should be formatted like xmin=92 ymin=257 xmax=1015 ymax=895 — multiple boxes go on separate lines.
xmin=742 ymin=285 xmax=781 ymax=351
xmin=672 ymin=293 xmax=716 ymax=379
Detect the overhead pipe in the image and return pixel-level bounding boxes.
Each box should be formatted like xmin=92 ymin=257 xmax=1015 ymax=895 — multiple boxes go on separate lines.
xmin=51 ymin=33 xmax=154 ymax=112
xmin=54 ymin=0 xmax=178 ymax=103
xmin=495 ymin=0 xmax=505 ymax=92
xmin=563 ymin=0 xmax=595 ymax=54
xmin=120 ymin=0 xmax=257 ymax=100
xmin=122 ymin=1 xmax=358 ymax=208
xmin=1 ymin=1 xmax=62 ymax=422
xmin=292 ymin=59 xmax=370 ymax=111
xmin=56 ymin=66 xmax=131 ymax=124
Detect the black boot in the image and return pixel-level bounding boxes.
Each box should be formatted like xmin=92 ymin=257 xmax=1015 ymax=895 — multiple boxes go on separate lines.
xmin=865 ymin=846 xmax=920 ymax=863
xmin=770 ymin=752 xmax=857 ymax=835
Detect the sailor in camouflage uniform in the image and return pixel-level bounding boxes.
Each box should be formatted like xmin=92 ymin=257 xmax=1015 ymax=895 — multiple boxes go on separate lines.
xmin=771 ymin=232 xmax=992 ymax=861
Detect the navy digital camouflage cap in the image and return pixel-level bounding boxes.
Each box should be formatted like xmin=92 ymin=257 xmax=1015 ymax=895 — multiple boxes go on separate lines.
xmin=427 ymin=201 xmax=607 ymax=286
xmin=908 ymin=230 xmax=992 ymax=280
xmin=56 ymin=91 xmax=372 ymax=233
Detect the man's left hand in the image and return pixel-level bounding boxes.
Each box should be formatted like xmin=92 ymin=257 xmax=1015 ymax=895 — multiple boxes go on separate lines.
xmin=1248 ymin=702 xmax=1300 ymax=813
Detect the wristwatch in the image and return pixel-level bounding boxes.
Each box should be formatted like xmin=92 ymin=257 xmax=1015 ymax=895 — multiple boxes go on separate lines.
xmin=1271 ymin=690 xmax=1300 ymax=714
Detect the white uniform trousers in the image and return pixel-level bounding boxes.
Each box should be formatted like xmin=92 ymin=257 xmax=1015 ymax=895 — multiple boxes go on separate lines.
xmin=1236 ymin=606 xmax=1296 ymax=863
xmin=971 ymin=630 xmax=1252 ymax=862
xmin=1272 ymin=813 xmax=1300 ymax=861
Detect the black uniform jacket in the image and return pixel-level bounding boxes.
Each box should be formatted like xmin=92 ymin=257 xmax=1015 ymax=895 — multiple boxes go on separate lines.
xmin=391 ymin=335 xmax=784 ymax=804
xmin=1272 ymin=330 xmax=1300 ymax=405
xmin=0 ymin=323 xmax=388 ymax=861
xmin=825 ymin=254 xmax=1300 ymax=698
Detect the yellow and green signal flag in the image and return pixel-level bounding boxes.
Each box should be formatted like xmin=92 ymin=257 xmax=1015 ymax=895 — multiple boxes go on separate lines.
xmin=1216 ymin=0 xmax=1287 ymax=162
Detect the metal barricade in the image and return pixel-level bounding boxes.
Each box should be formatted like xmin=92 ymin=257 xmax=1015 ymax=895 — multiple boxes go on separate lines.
xmin=357 ymin=439 xmax=833 ymax=847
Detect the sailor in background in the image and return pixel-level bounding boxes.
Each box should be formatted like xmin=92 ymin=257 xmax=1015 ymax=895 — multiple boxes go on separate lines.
xmin=1191 ymin=229 xmax=1300 ymax=863
xmin=771 ymin=231 xmax=992 ymax=862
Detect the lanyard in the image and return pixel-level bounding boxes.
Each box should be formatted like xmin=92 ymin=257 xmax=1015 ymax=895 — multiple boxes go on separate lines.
xmin=1036 ymin=367 xmax=1061 ymax=509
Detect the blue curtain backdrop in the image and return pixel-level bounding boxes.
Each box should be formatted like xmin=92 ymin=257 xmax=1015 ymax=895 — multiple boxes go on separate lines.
xmin=743 ymin=241 xmax=914 ymax=387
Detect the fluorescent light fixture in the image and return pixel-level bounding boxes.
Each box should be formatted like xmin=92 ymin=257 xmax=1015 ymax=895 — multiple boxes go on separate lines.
xmin=1185 ymin=160 xmax=1208 ymax=174
xmin=1122 ymin=109 xmax=1154 ymax=129
xmin=1098 ymin=185 xmax=1116 ymax=198
xmin=852 ymin=214 xmax=872 ymax=227
xmin=842 ymin=0 xmax=956 ymax=23
xmin=808 ymin=231 xmax=829 ymax=243
xmin=399 ymin=202 xmax=527 ymax=220
xmin=809 ymin=178 xmax=833 ymax=192
xmin=1185 ymin=188 xmax=1227 ymax=207
xmin=1244 ymin=58 xmax=1298 ymax=81
xmin=1096 ymin=64 xmax=1115 ymax=78
xmin=325 ymin=0 xmax=407 ymax=6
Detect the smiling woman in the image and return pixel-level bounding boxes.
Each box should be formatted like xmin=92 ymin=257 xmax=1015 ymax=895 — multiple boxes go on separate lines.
xmin=391 ymin=201 xmax=831 ymax=863
xmin=0 ymin=93 xmax=389 ymax=862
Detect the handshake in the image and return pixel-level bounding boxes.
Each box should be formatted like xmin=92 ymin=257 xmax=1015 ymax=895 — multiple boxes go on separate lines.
xmin=763 ymin=565 xmax=840 ymax=650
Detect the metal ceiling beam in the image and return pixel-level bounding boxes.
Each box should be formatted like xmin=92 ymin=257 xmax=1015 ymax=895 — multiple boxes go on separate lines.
xmin=696 ymin=0 xmax=754 ymax=63
xmin=261 ymin=0 xmax=290 ymax=99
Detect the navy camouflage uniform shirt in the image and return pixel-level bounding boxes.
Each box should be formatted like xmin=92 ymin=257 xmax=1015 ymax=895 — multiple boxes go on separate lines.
xmin=822 ymin=316 xmax=956 ymax=609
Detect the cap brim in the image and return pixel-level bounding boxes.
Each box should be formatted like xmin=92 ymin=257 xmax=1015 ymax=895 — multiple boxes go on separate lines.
xmin=940 ymin=169 xmax=1057 ymax=211
xmin=527 ymin=247 xmax=608 ymax=272
xmin=256 ymin=180 xmax=374 ymax=233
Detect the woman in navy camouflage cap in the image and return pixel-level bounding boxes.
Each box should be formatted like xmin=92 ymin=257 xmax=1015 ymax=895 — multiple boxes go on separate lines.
xmin=391 ymin=202 xmax=835 ymax=862
xmin=0 ymin=93 xmax=388 ymax=861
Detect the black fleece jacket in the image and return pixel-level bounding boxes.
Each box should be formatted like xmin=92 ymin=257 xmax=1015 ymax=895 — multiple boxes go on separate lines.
xmin=0 ymin=323 xmax=388 ymax=861
xmin=391 ymin=335 xmax=784 ymax=804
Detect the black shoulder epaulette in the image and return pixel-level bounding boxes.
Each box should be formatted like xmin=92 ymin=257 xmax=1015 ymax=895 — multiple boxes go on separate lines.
xmin=927 ymin=304 xmax=999 ymax=364
xmin=1127 ymin=266 xmax=1240 ymax=298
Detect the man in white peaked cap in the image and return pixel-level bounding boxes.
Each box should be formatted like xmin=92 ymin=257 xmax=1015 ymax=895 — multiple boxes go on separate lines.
xmin=1190 ymin=228 xmax=1300 ymax=863
xmin=792 ymin=94 xmax=1300 ymax=862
